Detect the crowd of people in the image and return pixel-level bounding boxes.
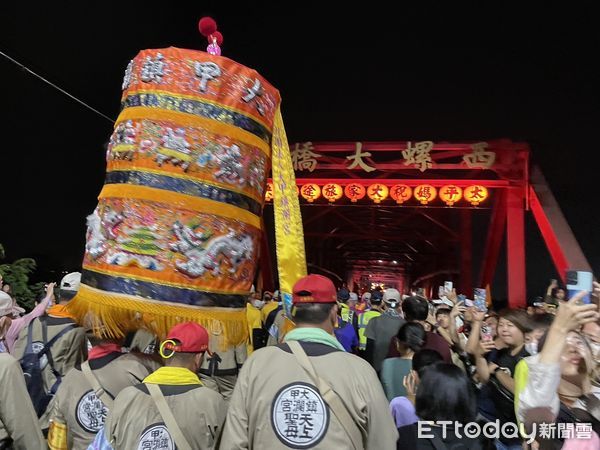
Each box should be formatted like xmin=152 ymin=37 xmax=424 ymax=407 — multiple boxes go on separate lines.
xmin=0 ymin=271 xmax=599 ymax=449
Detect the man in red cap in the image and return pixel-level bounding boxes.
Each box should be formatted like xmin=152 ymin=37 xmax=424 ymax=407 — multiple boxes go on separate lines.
xmin=93 ymin=322 xmax=226 ymax=449
xmin=221 ymin=274 xmax=398 ymax=449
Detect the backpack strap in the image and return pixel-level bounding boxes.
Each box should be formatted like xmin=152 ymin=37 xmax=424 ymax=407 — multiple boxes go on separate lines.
xmin=81 ymin=361 xmax=114 ymax=409
xmin=427 ymin=431 xmax=449 ymax=450
xmin=24 ymin=318 xmax=37 ymax=352
xmin=38 ymin=320 xmax=77 ymax=394
xmin=38 ymin=320 xmax=77 ymax=358
xmin=287 ymin=340 xmax=363 ymax=450
xmin=146 ymin=383 xmax=193 ymax=450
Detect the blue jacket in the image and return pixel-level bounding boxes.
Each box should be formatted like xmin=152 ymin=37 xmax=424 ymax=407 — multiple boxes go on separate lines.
xmin=334 ymin=317 xmax=358 ymax=352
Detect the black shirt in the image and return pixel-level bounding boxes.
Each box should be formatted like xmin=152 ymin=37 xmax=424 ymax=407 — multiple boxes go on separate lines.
xmin=488 ymin=346 xmax=529 ymax=444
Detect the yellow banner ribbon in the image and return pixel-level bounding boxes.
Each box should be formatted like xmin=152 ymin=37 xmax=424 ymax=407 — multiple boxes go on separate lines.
xmin=271 ymin=107 xmax=307 ymax=313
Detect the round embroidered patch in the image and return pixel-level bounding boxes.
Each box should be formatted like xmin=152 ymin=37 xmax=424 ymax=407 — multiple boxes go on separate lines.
xmin=137 ymin=424 xmax=174 ymax=450
xmin=271 ymin=382 xmax=329 ymax=448
xmin=76 ymin=390 xmax=108 ymax=433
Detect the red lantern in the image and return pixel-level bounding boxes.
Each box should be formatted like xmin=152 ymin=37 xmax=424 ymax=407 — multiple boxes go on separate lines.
xmin=322 ymin=183 xmax=343 ymax=203
xmin=300 ymin=184 xmax=321 ymax=203
xmin=464 ymin=185 xmax=488 ymax=206
xmin=265 ymin=182 xmax=273 ymax=202
xmin=344 ymin=183 xmax=366 ymax=202
xmin=367 ymin=183 xmax=389 ymax=204
xmin=414 ymin=184 xmax=437 ymax=205
xmin=390 ymin=184 xmax=412 ymax=204
xmin=439 ymin=185 xmax=463 ymax=206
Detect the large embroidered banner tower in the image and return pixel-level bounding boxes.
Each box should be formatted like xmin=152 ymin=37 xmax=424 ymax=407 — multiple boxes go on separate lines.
xmin=69 ymin=29 xmax=306 ymax=345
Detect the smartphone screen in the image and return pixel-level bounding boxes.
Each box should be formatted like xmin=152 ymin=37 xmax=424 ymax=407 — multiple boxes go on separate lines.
xmin=481 ymin=324 xmax=493 ymax=342
xmin=473 ymin=288 xmax=487 ymax=312
xmin=566 ymin=270 xmax=593 ymax=304
xmin=444 ymin=281 xmax=453 ymax=293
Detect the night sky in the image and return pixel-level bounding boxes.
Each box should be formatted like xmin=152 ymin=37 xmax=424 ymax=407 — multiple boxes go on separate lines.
xmin=1 ymin=4 xmax=598 ymax=298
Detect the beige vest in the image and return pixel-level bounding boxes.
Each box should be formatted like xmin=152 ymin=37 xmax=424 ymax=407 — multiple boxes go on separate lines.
xmin=266 ymin=309 xmax=287 ymax=346
xmin=13 ymin=315 xmax=87 ymax=395
xmin=220 ymin=341 xmax=399 ymax=449
xmin=104 ymin=381 xmax=227 ymax=449
xmin=200 ymin=337 xmax=246 ymax=376
xmin=48 ymin=352 xmax=154 ymax=450
xmin=128 ymin=329 xmax=158 ymax=354
xmin=0 ymin=353 xmax=46 ymax=449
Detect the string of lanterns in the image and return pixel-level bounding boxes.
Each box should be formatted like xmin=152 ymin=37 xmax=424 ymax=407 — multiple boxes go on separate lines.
xmin=265 ymin=182 xmax=489 ymax=206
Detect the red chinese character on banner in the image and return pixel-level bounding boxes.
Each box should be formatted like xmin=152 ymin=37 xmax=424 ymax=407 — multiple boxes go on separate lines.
xmin=439 ymin=185 xmax=463 ymax=206
xmin=390 ymin=184 xmax=412 ymax=204
xmin=367 ymin=184 xmax=389 ymax=204
xmin=265 ymin=182 xmax=274 ymax=201
xmin=322 ymin=183 xmax=343 ymax=203
xmin=344 ymin=183 xmax=366 ymax=202
xmin=300 ymin=184 xmax=321 ymax=203
xmin=464 ymin=185 xmax=489 ymax=206
xmin=414 ymin=185 xmax=437 ymax=205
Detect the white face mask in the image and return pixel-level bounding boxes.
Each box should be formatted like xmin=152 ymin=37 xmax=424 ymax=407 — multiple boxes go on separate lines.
xmin=252 ymin=300 xmax=265 ymax=309
xmin=525 ymin=341 xmax=538 ymax=355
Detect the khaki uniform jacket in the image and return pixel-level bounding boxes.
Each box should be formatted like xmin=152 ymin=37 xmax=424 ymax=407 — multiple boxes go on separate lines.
xmin=200 ymin=340 xmax=246 ymax=377
xmin=221 ymin=341 xmax=399 ymax=449
xmin=266 ymin=309 xmax=286 ymax=346
xmin=49 ymin=352 xmax=153 ymax=450
xmin=128 ymin=329 xmax=158 ymax=354
xmin=0 ymin=353 xmax=46 ymax=450
xmin=104 ymin=381 xmax=227 ymax=449
xmin=13 ymin=315 xmax=87 ymax=394
xmin=199 ymin=338 xmax=246 ymax=401
xmin=13 ymin=315 xmax=88 ymax=429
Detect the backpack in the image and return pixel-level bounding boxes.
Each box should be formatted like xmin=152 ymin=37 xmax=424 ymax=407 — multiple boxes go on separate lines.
xmin=20 ymin=318 xmax=76 ymax=417
xmin=264 ymin=304 xmax=282 ymax=334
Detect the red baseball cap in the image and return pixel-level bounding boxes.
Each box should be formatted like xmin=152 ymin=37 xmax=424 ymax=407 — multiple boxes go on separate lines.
xmin=163 ymin=322 xmax=209 ymax=353
xmin=292 ymin=274 xmax=337 ymax=304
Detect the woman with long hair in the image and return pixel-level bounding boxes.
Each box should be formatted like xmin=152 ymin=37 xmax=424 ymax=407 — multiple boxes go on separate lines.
xmin=397 ymin=362 xmax=482 ymax=449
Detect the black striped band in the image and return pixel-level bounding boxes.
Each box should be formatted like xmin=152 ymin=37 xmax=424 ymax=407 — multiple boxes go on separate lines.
xmin=82 ymin=269 xmax=247 ymax=308
xmin=105 ymin=170 xmax=262 ymax=215
xmin=121 ymin=93 xmax=272 ymax=144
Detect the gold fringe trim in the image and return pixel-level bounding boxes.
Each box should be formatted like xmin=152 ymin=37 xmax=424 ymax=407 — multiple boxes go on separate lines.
xmin=67 ymin=284 xmax=248 ymax=350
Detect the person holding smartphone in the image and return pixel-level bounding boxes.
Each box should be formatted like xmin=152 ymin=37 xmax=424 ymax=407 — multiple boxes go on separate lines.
xmin=544 ymin=279 xmax=566 ymax=306
xmin=470 ymin=309 xmax=532 ymax=449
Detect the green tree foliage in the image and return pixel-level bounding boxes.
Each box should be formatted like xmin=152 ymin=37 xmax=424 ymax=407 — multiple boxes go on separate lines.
xmin=0 ymin=244 xmax=43 ymax=310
